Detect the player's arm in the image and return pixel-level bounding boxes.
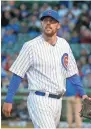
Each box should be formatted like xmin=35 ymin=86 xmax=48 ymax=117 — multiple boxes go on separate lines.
xmin=2 ymin=73 xmax=22 ymax=117
xmin=67 ymin=74 xmax=91 ymax=100
xmin=66 ymin=42 xmax=91 ymax=100
xmin=2 ymin=42 xmax=33 ymax=117
xmin=67 ymin=74 xmax=86 ymax=97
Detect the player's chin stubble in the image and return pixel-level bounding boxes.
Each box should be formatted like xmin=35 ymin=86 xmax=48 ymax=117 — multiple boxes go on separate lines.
xmin=43 ymin=29 xmax=57 ymax=37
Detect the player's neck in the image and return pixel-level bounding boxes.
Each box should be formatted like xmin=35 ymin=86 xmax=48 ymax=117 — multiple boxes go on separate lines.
xmin=42 ymin=34 xmax=57 ymax=46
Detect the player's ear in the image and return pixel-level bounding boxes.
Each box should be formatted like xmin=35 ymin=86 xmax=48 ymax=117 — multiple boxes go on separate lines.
xmin=41 ymin=21 xmax=43 ymax=27
xmin=57 ymin=23 xmax=61 ymax=30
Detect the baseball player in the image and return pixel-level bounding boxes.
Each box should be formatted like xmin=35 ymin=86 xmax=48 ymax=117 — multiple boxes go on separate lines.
xmin=2 ymin=10 xmax=91 ymax=128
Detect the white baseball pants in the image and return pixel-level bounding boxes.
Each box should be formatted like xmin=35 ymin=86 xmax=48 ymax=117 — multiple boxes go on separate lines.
xmin=27 ymin=92 xmax=62 ymax=129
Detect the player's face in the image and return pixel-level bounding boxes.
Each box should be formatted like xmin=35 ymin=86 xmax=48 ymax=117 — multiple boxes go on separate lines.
xmin=41 ymin=17 xmax=60 ymax=37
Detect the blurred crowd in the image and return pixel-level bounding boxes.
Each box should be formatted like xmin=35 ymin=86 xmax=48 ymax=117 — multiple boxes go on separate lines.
xmin=1 ymin=1 xmax=91 ymax=44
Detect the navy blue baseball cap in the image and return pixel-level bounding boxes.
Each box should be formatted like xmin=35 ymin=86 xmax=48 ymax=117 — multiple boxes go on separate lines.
xmin=40 ymin=10 xmax=60 ymax=23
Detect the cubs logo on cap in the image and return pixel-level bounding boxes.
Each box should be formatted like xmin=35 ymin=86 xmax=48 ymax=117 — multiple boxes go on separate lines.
xmin=40 ymin=9 xmax=60 ymax=23
xmin=48 ymin=11 xmax=51 ymax=15
xmin=61 ymin=53 xmax=68 ymax=70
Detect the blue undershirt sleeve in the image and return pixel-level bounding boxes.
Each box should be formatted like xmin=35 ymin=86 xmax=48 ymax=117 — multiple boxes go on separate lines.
xmin=5 ymin=73 xmax=22 ymax=103
xmin=67 ymin=74 xmax=86 ymax=97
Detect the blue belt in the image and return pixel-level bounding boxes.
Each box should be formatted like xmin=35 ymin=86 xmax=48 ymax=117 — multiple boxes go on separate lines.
xmin=35 ymin=91 xmax=63 ymax=99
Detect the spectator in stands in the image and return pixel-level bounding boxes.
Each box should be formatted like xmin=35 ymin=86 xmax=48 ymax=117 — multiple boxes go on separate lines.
xmin=11 ymin=7 xmax=21 ymax=20
xmin=80 ymin=26 xmax=91 ymax=43
xmin=81 ymin=60 xmax=91 ymax=76
xmin=28 ymin=15 xmax=41 ymax=28
xmin=58 ymin=17 xmax=71 ymax=41
xmin=74 ymin=11 xmax=90 ymax=38
xmin=1 ymin=11 xmax=12 ymax=27
xmin=53 ymin=5 xmax=59 ymax=11
xmin=80 ymin=48 xmax=89 ymax=74
xmin=1 ymin=53 xmax=7 ymax=62
xmin=8 ymin=1 xmax=16 ymax=9
xmin=80 ymin=56 xmax=87 ymax=67
xmin=19 ymin=3 xmax=29 ymax=20
xmin=2 ymin=25 xmax=17 ymax=44
xmin=1 ymin=1 xmax=11 ymax=12
xmin=66 ymin=79 xmax=82 ymax=128
xmin=39 ymin=3 xmax=52 ymax=13
xmin=65 ymin=11 xmax=78 ymax=34
xmin=82 ymin=71 xmax=91 ymax=88
xmin=62 ymin=17 xmax=70 ymax=32
xmin=30 ymin=2 xmax=39 ymax=16
xmin=28 ymin=15 xmax=41 ymax=38
xmin=1 ymin=67 xmax=9 ymax=89
xmin=76 ymin=59 xmax=84 ymax=79
xmin=66 ymin=10 xmax=78 ymax=25
xmin=1 ymin=67 xmax=7 ymax=79
xmin=70 ymin=31 xmax=80 ymax=43
xmin=9 ymin=17 xmax=20 ymax=34
xmin=71 ymin=4 xmax=82 ymax=18
xmin=32 ymin=2 xmax=39 ymax=12
xmin=88 ymin=55 xmax=91 ymax=64
xmin=80 ymin=48 xmax=89 ymax=57
xmin=58 ymin=4 xmax=68 ymax=18
xmin=2 ymin=54 xmax=13 ymax=72
xmin=28 ymin=27 xmax=41 ymax=39
xmin=81 ymin=55 xmax=91 ymax=88
xmin=19 ymin=21 xmax=29 ymax=33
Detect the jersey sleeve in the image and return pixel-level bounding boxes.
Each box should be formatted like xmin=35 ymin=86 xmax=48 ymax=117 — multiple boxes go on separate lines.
xmin=9 ymin=43 xmax=33 ymax=78
xmin=66 ymin=45 xmax=79 ymax=78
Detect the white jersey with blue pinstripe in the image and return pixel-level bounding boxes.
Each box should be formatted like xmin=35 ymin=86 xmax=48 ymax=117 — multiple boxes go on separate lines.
xmin=9 ymin=35 xmax=78 ymax=94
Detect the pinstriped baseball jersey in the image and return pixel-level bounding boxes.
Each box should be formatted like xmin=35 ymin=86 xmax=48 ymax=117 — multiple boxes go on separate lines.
xmin=9 ymin=35 xmax=78 ymax=94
